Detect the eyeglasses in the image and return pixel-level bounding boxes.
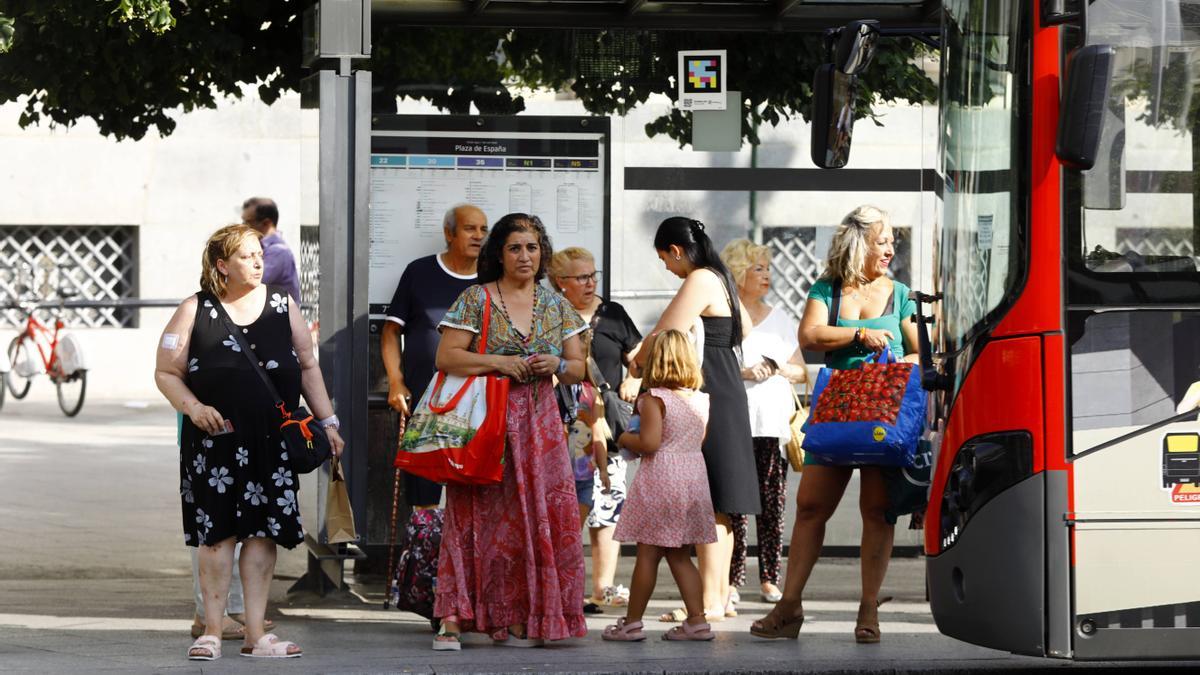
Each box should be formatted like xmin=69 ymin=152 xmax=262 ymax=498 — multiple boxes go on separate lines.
xmin=562 ymin=271 xmax=602 ymax=284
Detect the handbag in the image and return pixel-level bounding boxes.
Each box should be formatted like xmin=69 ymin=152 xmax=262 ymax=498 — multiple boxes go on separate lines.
xmin=584 ymin=307 xmax=634 ymax=441
xmin=209 ymin=292 xmax=332 ymax=474
xmin=395 ymin=286 xmax=509 ymax=485
xmin=882 ymin=437 xmax=933 ymax=525
xmin=388 ymin=507 xmax=444 ymax=622
xmin=325 ymin=457 xmax=358 ymax=544
xmin=591 ymin=359 xmax=633 ymax=441
xmin=786 ymin=385 xmax=807 ymax=472
xmin=802 ymin=346 xmax=927 ymax=467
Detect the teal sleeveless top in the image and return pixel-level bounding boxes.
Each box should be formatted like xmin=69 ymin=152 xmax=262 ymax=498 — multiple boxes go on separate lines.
xmin=808 ymin=277 xmax=915 ymax=370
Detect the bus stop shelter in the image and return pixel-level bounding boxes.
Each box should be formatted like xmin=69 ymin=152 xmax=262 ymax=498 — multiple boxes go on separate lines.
xmin=303 ymin=0 xmax=939 ymax=589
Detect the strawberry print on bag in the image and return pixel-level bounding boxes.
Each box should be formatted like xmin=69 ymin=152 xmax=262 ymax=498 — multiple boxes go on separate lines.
xmin=809 ymin=362 xmax=913 ymax=425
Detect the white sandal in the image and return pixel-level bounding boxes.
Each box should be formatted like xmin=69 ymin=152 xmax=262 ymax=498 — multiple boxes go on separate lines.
xmin=187 ymin=635 xmax=221 ymax=661
xmin=239 ymin=633 xmax=302 ymax=658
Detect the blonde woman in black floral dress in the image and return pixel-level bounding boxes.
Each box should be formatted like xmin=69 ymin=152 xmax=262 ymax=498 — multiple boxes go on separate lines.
xmin=155 ymin=224 xmax=344 ymax=661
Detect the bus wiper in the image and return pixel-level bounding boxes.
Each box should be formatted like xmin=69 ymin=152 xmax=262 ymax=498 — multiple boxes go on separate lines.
xmin=1074 ymin=408 xmax=1200 ymax=461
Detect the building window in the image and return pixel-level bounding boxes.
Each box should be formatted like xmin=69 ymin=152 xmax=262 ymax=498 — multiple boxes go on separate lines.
xmin=300 ymin=225 xmax=320 ymax=324
xmin=0 ymin=225 xmax=138 ymax=328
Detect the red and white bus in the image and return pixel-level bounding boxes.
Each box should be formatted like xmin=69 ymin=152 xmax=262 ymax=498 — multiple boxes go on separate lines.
xmin=844 ymin=0 xmax=1200 ymax=660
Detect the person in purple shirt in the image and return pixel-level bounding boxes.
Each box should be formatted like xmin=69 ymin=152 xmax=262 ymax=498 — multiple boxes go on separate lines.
xmin=242 ymin=197 xmax=301 ymax=303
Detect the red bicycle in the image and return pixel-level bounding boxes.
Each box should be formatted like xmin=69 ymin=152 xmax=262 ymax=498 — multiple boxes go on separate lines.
xmin=6 ymin=290 xmax=88 ymax=417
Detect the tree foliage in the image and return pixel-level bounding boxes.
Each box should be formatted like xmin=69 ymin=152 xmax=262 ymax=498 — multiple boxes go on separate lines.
xmin=0 ymin=3 xmax=935 ymax=145
xmin=501 ymin=29 xmax=935 ymax=146
xmin=0 ymin=0 xmax=309 ymax=140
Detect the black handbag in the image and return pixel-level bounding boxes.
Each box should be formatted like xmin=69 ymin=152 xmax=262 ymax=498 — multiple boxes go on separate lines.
xmin=597 ymin=374 xmax=633 ymax=440
xmin=208 ymin=292 xmax=332 ymax=474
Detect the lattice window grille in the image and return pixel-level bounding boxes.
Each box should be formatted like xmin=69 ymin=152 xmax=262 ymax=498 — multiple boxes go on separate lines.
xmin=765 ymin=227 xmax=821 ymax=323
xmin=300 ymin=226 xmax=320 ymax=324
xmin=1115 ymin=228 xmax=1194 ymax=258
xmin=764 ymin=226 xmax=913 ymax=323
xmin=0 ymin=226 xmax=137 ymax=328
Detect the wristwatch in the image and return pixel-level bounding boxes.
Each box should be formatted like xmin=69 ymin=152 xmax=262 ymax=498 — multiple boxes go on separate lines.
xmin=320 ymin=414 xmax=341 ymax=431
xmin=556 ymin=357 xmax=569 ymax=375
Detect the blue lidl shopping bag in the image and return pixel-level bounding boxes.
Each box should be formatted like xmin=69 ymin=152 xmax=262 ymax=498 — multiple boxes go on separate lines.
xmin=801 ymin=348 xmax=927 ymax=466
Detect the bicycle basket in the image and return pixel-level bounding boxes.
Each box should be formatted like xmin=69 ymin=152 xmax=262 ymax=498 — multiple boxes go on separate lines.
xmin=56 ymin=333 xmax=88 ymax=375
xmin=13 ymin=337 xmax=46 ymax=377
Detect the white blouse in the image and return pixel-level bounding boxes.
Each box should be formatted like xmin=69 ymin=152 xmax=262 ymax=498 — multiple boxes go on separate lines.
xmin=742 ymin=305 xmax=801 ymax=444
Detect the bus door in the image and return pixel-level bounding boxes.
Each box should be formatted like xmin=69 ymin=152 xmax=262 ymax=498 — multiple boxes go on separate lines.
xmin=1065 ymin=0 xmax=1200 ymax=660
xmin=922 ymin=0 xmax=1053 ymax=658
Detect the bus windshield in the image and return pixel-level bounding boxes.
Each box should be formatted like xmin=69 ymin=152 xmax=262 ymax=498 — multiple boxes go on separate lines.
xmin=1076 ymin=0 xmax=1200 ymax=278
xmin=938 ymin=0 xmax=1025 ymax=355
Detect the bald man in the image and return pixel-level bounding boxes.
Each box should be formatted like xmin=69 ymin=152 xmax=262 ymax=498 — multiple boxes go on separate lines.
xmin=381 ymin=203 xmax=487 ymax=509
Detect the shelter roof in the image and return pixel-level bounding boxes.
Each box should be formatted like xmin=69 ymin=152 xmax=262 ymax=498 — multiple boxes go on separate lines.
xmin=372 ymin=0 xmax=941 ymax=31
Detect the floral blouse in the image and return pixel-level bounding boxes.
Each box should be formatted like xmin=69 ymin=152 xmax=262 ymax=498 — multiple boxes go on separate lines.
xmin=440 ymin=283 xmax=587 ymax=356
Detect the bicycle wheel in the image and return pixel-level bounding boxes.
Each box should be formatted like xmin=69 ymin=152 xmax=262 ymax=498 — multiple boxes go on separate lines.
xmin=0 ymin=367 xmax=6 ymax=411
xmin=6 ymin=336 xmax=32 ymax=399
xmin=56 ymin=369 xmax=86 ymax=417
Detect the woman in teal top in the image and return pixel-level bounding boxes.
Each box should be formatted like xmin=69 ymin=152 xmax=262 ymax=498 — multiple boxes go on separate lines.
xmin=806 ymin=275 xmax=915 ymax=370
xmin=750 ymin=205 xmax=918 ymax=645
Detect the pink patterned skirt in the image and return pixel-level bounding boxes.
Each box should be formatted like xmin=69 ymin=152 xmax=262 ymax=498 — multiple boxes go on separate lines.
xmin=433 ymin=378 xmax=587 ymax=640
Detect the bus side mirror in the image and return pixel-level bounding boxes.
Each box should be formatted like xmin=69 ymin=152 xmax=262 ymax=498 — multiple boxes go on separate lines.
xmin=811 ymin=64 xmax=858 ymax=169
xmin=835 ymin=20 xmax=880 ymax=75
xmin=1056 ymin=44 xmax=1116 ymax=170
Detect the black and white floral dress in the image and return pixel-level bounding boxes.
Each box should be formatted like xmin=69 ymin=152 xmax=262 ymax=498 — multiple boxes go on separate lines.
xmin=180 ymin=286 xmax=304 ymax=549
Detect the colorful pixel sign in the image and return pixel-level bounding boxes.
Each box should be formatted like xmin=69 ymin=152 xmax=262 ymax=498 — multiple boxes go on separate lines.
xmin=686 ymin=58 xmax=719 ymax=91
xmin=678 ymin=49 xmax=727 ymax=111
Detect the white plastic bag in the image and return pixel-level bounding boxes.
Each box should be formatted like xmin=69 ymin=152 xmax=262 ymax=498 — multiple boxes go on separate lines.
xmin=13 ymin=337 xmax=45 ymax=377
xmin=56 ymin=332 xmax=88 ymax=375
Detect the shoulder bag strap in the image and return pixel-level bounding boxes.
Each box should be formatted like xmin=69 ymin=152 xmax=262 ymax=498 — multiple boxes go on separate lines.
xmin=206 ymin=291 xmax=286 ymax=411
xmin=824 ymin=278 xmax=843 ymax=366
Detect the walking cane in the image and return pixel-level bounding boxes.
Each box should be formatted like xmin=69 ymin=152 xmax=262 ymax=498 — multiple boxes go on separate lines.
xmin=382 ymin=413 xmax=407 ymax=609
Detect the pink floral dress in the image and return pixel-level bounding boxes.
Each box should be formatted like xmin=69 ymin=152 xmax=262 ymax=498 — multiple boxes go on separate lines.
xmin=433 ymin=284 xmax=589 ymax=640
xmin=614 ymin=388 xmax=717 ymax=548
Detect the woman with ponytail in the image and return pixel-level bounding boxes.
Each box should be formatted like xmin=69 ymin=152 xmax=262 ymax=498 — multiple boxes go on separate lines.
xmin=750 ymin=205 xmax=918 ymax=644
xmin=631 ymin=216 xmax=760 ymax=623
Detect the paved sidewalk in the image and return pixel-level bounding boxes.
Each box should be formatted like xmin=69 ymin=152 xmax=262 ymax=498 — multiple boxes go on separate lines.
xmin=1 ymin=396 xmax=1197 ymax=673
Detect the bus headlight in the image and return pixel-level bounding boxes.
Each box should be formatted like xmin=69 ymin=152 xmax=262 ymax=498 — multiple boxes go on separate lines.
xmin=939 ymin=431 xmax=1034 ymax=550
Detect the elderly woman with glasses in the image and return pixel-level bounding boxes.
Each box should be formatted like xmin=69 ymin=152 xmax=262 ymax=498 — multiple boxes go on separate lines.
xmin=548 ymin=247 xmax=643 ymax=612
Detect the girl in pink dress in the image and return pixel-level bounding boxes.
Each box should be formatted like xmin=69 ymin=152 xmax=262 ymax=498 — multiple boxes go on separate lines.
xmin=603 ymin=330 xmax=717 ymax=642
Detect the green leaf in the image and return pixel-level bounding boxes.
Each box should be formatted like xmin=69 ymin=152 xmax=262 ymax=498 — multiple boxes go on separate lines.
xmin=0 ymin=16 xmax=14 ymax=54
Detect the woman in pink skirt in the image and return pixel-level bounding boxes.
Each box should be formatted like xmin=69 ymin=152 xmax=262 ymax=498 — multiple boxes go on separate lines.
xmin=431 ymin=214 xmax=589 ymax=650
xmin=602 ymin=330 xmax=717 ymax=642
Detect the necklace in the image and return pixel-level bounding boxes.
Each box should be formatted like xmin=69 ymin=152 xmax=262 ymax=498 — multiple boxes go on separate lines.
xmin=495 ymin=281 xmax=535 ymax=344
xmin=845 ymin=278 xmax=884 ymax=301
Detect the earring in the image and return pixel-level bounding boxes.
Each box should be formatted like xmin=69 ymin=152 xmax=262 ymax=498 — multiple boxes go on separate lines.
xmin=674 ymin=255 xmax=681 ymax=261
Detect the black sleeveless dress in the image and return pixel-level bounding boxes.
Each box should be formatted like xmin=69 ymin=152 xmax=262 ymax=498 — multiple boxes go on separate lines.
xmin=699 ymin=316 xmax=761 ymax=515
xmin=179 ymin=286 xmax=304 ymax=549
